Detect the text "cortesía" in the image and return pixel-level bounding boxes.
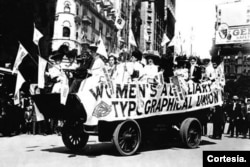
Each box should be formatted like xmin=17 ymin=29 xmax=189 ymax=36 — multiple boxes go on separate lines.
xmin=207 ymin=155 xmax=246 ymax=163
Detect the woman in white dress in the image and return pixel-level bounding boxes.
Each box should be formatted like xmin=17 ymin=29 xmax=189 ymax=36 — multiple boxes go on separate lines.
xmin=173 ymin=56 xmax=189 ymax=93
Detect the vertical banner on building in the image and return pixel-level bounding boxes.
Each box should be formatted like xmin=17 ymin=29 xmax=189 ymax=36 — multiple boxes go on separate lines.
xmin=144 ymin=24 xmax=149 ymax=42
xmin=169 ymin=76 xmax=185 ymax=103
xmin=115 ymin=15 xmax=125 ymax=30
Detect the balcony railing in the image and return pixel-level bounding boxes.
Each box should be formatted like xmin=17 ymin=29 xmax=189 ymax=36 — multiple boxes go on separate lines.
xmin=103 ymin=0 xmax=112 ymax=7
xmin=147 ymin=18 xmax=152 ymax=23
xmin=107 ymin=15 xmax=115 ymax=23
xmin=106 ymin=33 xmax=112 ymax=40
xmin=147 ymin=7 xmax=152 ymax=13
xmin=82 ymin=15 xmax=92 ymax=25
xmin=147 ymin=27 xmax=152 ymax=33
xmin=96 ymin=0 xmax=102 ymax=4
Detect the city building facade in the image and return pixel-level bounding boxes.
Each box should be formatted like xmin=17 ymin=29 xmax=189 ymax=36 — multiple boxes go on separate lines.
xmin=213 ymin=0 xmax=250 ymax=81
xmin=52 ymin=0 xmax=117 ymax=54
xmin=140 ymin=0 xmax=175 ymax=55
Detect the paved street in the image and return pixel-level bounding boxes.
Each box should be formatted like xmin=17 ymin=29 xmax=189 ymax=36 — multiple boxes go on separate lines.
xmin=1 ymin=133 xmax=250 ymax=167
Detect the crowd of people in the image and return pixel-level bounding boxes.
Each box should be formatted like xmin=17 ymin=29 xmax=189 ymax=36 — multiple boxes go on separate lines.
xmin=0 ymin=43 xmax=229 ymax=137
xmin=204 ymin=95 xmax=250 ymax=140
xmin=42 ymin=44 xmax=225 ymax=95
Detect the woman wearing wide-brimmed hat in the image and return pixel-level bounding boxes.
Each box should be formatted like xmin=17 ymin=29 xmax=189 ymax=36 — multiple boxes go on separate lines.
xmin=173 ymin=55 xmax=189 ymax=93
xmin=47 ymin=46 xmax=68 ymax=93
xmin=129 ymin=50 xmax=144 ymax=81
xmin=142 ymin=51 xmax=160 ymax=82
xmin=106 ymin=53 xmax=118 ymax=80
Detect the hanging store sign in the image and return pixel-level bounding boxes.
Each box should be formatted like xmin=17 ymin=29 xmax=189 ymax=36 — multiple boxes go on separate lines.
xmin=215 ymin=24 xmax=250 ymax=44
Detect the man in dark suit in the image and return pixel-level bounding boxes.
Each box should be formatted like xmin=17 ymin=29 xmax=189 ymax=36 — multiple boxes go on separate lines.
xmin=212 ymin=105 xmax=225 ymax=139
xmin=228 ymin=96 xmax=243 ymax=137
xmin=188 ymin=56 xmax=201 ymax=83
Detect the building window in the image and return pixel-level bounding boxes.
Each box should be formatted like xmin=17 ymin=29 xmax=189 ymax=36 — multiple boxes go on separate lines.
xmin=64 ymin=1 xmax=71 ymax=13
xmin=76 ymin=32 xmax=78 ymax=40
xmin=63 ymin=27 xmax=70 ymax=37
xmin=148 ymin=2 xmax=151 ymax=9
xmin=82 ymin=7 xmax=87 ymax=16
xmin=146 ymin=43 xmax=150 ymax=50
xmin=76 ymin=5 xmax=79 ymax=15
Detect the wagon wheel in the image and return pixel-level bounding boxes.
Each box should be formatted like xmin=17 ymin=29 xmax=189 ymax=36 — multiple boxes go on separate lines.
xmin=113 ymin=120 xmax=141 ymax=156
xmin=180 ymin=118 xmax=202 ymax=148
xmin=62 ymin=121 xmax=89 ymax=151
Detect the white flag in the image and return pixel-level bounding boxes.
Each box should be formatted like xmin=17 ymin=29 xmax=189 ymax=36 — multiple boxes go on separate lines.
xmin=38 ymin=56 xmax=47 ymax=89
xmin=168 ymin=32 xmax=182 ymax=47
xmin=12 ymin=43 xmax=28 ymax=74
xmin=168 ymin=35 xmax=177 ymax=47
xmin=129 ymin=29 xmax=137 ymax=47
xmin=33 ymin=102 xmax=45 ymax=121
xmin=161 ymin=33 xmax=170 ymax=46
xmin=217 ymin=61 xmax=225 ymax=86
xmin=60 ymin=76 xmax=69 ymax=105
xmin=96 ymin=35 xmax=108 ymax=59
xmin=14 ymin=71 xmax=25 ymax=105
xmin=115 ymin=15 xmax=125 ymax=30
xmin=33 ymin=27 xmax=43 ymax=45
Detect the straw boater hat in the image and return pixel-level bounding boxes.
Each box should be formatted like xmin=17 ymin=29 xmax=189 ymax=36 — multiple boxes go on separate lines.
xmin=143 ymin=50 xmax=161 ymax=64
xmin=89 ymin=43 xmax=98 ymax=52
xmin=233 ymin=95 xmax=239 ymax=100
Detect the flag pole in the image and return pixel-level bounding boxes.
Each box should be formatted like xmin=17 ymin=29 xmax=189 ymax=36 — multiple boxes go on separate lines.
xmin=128 ymin=0 xmax=132 ymax=52
xmin=190 ymin=26 xmax=193 ymax=56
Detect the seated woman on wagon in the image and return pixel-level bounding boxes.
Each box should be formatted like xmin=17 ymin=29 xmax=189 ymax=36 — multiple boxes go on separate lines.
xmin=141 ymin=51 xmax=160 ymax=83
xmin=173 ymin=55 xmax=189 ymax=93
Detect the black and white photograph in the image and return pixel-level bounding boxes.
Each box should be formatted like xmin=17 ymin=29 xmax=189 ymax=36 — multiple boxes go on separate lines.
xmin=0 ymin=0 xmax=250 ymax=166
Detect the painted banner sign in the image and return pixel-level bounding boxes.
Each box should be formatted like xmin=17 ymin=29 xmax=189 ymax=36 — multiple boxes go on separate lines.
xmin=215 ymin=24 xmax=250 ymax=44
xmin=77 ymin=77 xmax=223 ymax=126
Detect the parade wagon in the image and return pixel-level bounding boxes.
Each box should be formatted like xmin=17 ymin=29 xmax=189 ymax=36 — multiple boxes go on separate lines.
xmin=32 ymin=76 xmax=223 ymax=156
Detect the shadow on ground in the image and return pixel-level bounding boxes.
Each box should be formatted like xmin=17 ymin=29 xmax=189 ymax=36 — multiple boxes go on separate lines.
xmin=41 ymin=135 xmax=216 ymax=157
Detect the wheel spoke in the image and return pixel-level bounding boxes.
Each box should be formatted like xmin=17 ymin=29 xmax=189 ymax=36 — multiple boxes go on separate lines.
xmin=120 ymin=140 xmax=126 ymax=150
